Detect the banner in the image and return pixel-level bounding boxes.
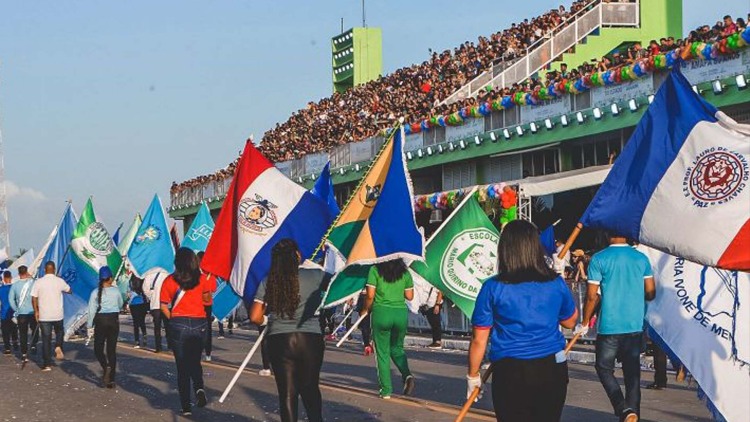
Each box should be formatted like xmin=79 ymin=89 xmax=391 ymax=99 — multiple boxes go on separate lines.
xmin=445 ymin=116 xmax=485 ymax=143
xmin=520 ymin=95 xmax=572 ymax=124
xmin=682 ymin=50 xmax=750 ymax=85
xmin=591 ymin=74 xmax=653 ymax=109
xmin=643 ymin=247 xmax=750 ymax=422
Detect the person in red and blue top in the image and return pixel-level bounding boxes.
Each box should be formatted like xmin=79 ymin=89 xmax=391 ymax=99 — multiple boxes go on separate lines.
xmin=467 ymin=220 xmax=578 ymax=422
xmin=161 ymin=247 xmax=213 ymax=417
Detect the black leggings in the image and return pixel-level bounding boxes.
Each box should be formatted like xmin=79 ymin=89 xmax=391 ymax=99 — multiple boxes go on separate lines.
xmin=94 ymin=313 xmax=120 ymax=379
xmin=492 ymin=354 xmax=568 ymax=422
xmin=130 ymin=304 xmax=148 ymax=343
xmin=267 ymin=332 xmax=324 ymax=422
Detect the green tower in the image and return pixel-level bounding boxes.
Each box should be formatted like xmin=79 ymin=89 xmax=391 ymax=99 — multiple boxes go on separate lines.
xmin=332 ymin=27 xmax=383 ymax=94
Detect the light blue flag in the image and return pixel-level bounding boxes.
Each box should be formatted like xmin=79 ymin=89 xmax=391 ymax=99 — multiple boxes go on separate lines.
xmin=128 ymin=194 xmax=175 ymax=277
xmin=211 ymin=279 xmax=242 ymax=321
xmin=38 ymin=203 xmax=89 ymax=339
xmin=181 ymin=202 xmax=214 ymax=253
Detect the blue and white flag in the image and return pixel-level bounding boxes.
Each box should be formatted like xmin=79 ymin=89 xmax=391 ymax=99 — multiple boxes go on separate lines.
xmin=581 ymin=69 xmax=750 ymax=271
xmin=642 ymin=247 xmax=749 ymax=422
xmin=211 ymin=279 xmax=242 ymax=321
xmin=128 ymin=194 xmax=175 ymax=277
xmin=38 ymin=203 xmax=89 ymax=339
xmin=181 ymin=202 xmax=214 ymax=253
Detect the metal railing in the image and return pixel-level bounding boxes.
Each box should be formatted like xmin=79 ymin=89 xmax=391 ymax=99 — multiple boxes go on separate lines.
xmin=442 ymin=0 xmax=640 ymax=105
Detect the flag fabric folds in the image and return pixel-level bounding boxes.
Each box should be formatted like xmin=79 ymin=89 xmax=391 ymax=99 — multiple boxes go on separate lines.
xmin=580 ymin=68 xmax=750 ymax=271
xmin=118 ymin=214 xmax=142 ymax=257
xmin=321 ymin=127 xmax=425 ymax=308
xmin=539 ymin=225 xmax=556 ymax=257
xmin=642 ymin=247 xmax=749 ymax=422
xmin=201 ymin=141 xmax=335 ymax=303
xmin=311 ymin=162 xmax=341 ymax=218
xmin=410 ymin=192 xmax=499 ymax=318
xmin=170 ymin=223 xmax=181 ymax=251
xmin=128 ymin=195 xmax=176 ymax=277
xmin=181 ymin=202 xmax=215 ymax=253
xmin=112 ymin=224 xmax=123 ymax=247
xmin=9 ymin=248 xmax=34 ymax=277
xmin=211 ymin=280 xmax=242 ymax=321
xmin=30 ymin=226 xmax=57 ymax=277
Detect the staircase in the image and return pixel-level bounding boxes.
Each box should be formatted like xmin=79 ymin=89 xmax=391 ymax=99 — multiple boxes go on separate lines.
xmin=442 ymin=0 xmax=649 ymax=105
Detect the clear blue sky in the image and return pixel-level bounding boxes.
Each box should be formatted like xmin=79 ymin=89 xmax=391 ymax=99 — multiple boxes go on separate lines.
xmin=0 ymin=0 xmax=747 ymax=253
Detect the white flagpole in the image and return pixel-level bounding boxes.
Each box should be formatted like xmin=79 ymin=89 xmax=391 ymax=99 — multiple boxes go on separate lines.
xmin=336 ymin=312 xmax=367 ymax=348
xmin=219 ymin=328 xmax=267 ymax=403
xmin=332 ymin=306 xmax=356 ymax=338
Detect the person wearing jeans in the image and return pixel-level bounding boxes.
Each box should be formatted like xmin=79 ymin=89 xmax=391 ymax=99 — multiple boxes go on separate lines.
xmin=161 ymin=248 xmax=212 ymax=416
xmin=31 ymin=261 xmax=72 ymax=371
xmin=577 ymin=236 xmax=655 ymax=422
xmin=9 ymin=266 xmax=39 ymax=360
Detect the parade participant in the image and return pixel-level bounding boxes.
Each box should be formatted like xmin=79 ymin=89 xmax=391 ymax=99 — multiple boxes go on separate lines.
xmin=353 ymin=289 xmax=373 ymax=355
xmin=0 ymin=270 xmax=19 ymax=354
xmin=250 ymin=239 xmax=326 ymax=422
xmin=197 ymin=251 xmax=218 ymax=362
xmin=87 ymin=266 xmax=124 ymax=388
xmin=646 ymin=340 xmax=668 ymax=390
xmin=468 ymin=220 xmax=578 ymax=422
xmin=361 ymin=259 xmax=416 ymax=399
xmin=9 ymin=266 xmax=38 ymax=360
xmin=160 ymin=248 xmax=212 ymax=416
xmin=217 ymin=313 xmax=234 ymax=338
xmin=575 ymin=233 xmax=655 ymax=422
xmin=419 ymin=287 xmax=443 ymax=349
xmin=128 ymin=275 xmax=149 ymax=348
xmin=143 ymin=270 xmax=169 ymax=352
xmin=31 ymin=261 xmax=72 ymax=371
xmin=244 ymin=299 xmax=272 ymax=376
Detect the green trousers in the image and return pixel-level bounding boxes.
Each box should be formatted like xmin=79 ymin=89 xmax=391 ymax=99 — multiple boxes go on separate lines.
xmin=371 ymin=306 xmax=411 ymax=396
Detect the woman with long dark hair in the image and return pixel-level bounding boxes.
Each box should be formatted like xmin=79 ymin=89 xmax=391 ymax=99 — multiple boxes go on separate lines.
xmin=160 ymin=247 xmax=212 ymax=416
xmin=360 ymin=258 xmax=416 ymax=399
xmin=467 ymin=220 xmax=578 ymax=422
xmin=128 ymin=274 xmax=149 ymax=348
xmin=87 ymin=266 xmax=124 ymax=388
xmin=250 ymin=239 xmax=326 ymax=422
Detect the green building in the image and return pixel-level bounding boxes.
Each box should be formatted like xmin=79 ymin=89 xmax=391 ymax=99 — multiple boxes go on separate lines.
xmin=332 ymin=27 xmax=382 ymax=93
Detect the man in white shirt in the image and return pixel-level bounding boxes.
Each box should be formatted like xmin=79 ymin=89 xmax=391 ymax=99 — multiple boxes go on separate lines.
xmin=142 ymin=268 xmax=170 ymax=353
xmin=31 ymin=261 xmax=72 ymax=371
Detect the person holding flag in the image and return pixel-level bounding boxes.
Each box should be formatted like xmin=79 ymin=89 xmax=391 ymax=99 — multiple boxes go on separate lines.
xmin=160 ymin=247 xmax=212 ymax=416
xmin=9 ymin=265 xmax=38 ymax=361
xmin=468 ymin=220 xmax=578 ymax=422
xmin=360 ymin=259 xmax=416 ymax=399
xmin=249 ymin=239 xmax=327 ymax=422
xmin=87 ymin=266 xmax=124 ymax=388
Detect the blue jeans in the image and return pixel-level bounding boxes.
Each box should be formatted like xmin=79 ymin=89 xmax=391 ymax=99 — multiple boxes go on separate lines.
xmin=595 ymin=332 xmax=642 ymax=417
xmin=169 ymin=317 xmax=207 ymax=410
xmin=39 ymin=320 xmax=64 ymax=367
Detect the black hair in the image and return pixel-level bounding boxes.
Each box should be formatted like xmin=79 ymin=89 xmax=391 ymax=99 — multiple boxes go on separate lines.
xmin=18 ymin=266 xmax=28 ymax=276
xmin=96 ymin=277 xmax=106 ymax=313
xmin=129 ymin=274 xmax=145 ymax=297
xmin=45 ymin=261 xmax=56 ymax=274
xmin=375 ymin=259 xmax=408 ymax=283
xmin=265 ymin=239 xmax=300 ymax=320
xmin=2 ymin=271 xmax=11 ymax=279
xmin=173 ymin=247 xmax=201 ymax=290
xmin=496 ymin=220 xmax=558 ymax=284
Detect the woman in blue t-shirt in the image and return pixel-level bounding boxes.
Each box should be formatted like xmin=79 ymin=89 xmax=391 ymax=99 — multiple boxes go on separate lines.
xmin=468 ymin=220 xmax=578 ymax=422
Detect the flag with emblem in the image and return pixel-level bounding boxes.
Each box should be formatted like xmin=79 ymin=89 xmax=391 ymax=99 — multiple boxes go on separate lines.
xmin=37 ymin=203 xmax=89 ymax=338
xmin=580 ymin=68 xmax=750 ymax=271
xmin=70 ymin=198 xmax=123 ymax=298
xmin=128 ymin=195 xmax=175 ymax=277
xmin=181 ymin=202 xmax=214 ymax=253
xmin=113 ymin=213 xmax=142 ymax=299
xmin=321 ymin=127 xmax=424 ymax=307
xmin=201 ymin=140 xmax=335 ymax=302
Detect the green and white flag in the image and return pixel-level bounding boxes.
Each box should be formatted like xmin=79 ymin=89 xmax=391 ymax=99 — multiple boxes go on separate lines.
xmin=114 ymin=213 xmax=142 ymax=298
xmin=118 ymin=213 xmax=142 ymax=257
xmin=70 ymin=198 xmax=123 ymax=294
xmin=410 ymin=190 xmax=499 ymax=318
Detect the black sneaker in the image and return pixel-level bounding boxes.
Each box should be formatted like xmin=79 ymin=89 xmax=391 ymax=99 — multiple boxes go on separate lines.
xmin=645 ymin=382 xmax=666 ymax=390
xmin=30 ymin=346 xmax=37 ymax=355
xmin=195 ymin=389 xmax=207 ymax=408
xmin=403 ymin=375 xmax=416 ymax=396
xmin=3 ymin=349 xmax=11 ymax=355
xmin=427 ymin=342 xmax=442 ymax=349
xmin=180 ymin=408 xmax=192 ymax=417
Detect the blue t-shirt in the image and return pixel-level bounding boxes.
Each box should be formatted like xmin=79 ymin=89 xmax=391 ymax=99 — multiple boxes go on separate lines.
xmin=587 ymin=244 xmax=653 ymax=335
xmin=0 ymin=284 xmax=13 ymax=320
xmin=472 ymin=276 xmax=576 ymax=361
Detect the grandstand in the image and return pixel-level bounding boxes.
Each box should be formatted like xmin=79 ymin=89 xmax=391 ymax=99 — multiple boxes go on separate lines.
xmin=169 ymin=0 xmax=749 ymax=333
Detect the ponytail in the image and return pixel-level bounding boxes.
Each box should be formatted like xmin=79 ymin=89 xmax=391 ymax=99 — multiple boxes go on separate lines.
xmin=96 ymin=279 xmax=105 ymax=314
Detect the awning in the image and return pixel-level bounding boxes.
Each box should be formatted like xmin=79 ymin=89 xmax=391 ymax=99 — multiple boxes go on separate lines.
xmin=517 ymin=164 xmax=612 ymax=197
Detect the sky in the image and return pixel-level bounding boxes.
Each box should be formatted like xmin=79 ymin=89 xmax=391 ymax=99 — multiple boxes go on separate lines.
xmin=0 ymin=0 xmax=747 ymax=254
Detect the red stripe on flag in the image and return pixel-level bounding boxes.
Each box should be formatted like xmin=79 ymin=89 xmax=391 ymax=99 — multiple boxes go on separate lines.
xmin=717 ymin=218 xmax=750 ymax=272
xmin=200 ymin=140 xmax=273 ymax=279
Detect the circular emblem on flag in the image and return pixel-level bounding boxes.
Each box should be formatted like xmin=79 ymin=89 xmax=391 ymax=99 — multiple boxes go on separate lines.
xmin=136 ymin=226 xmax=161 ymax=244
xmin=685 ymin=148 xmax=748 ymax=206
xmin=85 ymin=222 xmax=115 ymax=256
xmin=439 ymin=228 xmax=498 ymax=300
xmin=238 ymin=194 xmax=278 ymax=235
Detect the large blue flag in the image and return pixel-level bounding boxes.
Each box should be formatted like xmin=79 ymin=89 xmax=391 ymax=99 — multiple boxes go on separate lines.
xmin=311 ymin=161 xmax=341 ymax=218
xmin=38 ymin=203 xmax=89 ymax=339
xmin=181 ymin=202 xmax=214 ymax=253
xmin=128 ymin=194 xmax=175 ymax=277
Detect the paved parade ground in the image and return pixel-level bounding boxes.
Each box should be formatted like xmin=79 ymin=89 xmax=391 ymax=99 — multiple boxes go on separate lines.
xmin=0 ymin=318 xmax=712 ymax=422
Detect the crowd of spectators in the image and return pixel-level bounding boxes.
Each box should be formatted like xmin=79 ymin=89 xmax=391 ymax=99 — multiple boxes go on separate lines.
xmin=171 ymin=6 xmax=748 ymax=200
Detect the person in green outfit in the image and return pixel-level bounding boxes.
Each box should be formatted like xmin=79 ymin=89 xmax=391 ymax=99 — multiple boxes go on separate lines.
xmin=360 ymin=259 xmax=416 ymax=399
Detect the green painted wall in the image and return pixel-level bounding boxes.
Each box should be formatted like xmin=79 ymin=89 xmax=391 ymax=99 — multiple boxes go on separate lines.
xmin=333 ymin=27 xmax=382 ymax=93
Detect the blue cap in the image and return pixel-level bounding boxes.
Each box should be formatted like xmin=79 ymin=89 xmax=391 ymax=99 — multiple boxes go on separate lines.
xmin=99 ymin=266 xmax=113 ymax=280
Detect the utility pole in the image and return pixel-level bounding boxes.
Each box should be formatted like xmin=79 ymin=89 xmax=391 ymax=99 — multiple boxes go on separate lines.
xmin=362 ymin=0 xmax=366 ymax=27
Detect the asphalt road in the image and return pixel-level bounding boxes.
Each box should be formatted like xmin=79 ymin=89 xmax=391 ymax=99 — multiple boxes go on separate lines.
xmin=0 ymin=317 xmax=712 ymax=422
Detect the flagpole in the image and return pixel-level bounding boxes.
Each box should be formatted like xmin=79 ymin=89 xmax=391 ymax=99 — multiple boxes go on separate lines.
xmin=219 ymin=328 xmax=267 ymax=403
xmin=332 ymin=306 xmax=356 ymax=338
xmin=557 ymin=222 xmax=583 ymax=260
xmin=336 ymin=312 xmax=367 ymax=347
xmin=308 ymin=120 xmax=403 ymax=261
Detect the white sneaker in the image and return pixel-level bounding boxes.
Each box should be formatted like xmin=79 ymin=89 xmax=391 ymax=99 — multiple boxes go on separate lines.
xmin=204 ymin=355 xmax=212 ymax=362
xmin=259 ymin=369 xmax=272 ymax=377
